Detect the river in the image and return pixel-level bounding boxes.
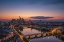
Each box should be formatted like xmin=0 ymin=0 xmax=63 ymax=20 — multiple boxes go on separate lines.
xmin=21 ymin=26 xmax=64 ymax=42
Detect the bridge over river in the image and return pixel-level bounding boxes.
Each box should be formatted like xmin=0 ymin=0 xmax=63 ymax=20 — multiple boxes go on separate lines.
xmin=24 ymin=27 xmax=62 ymax=39
xmin=25 ymin=32 xmax=52 ymax=39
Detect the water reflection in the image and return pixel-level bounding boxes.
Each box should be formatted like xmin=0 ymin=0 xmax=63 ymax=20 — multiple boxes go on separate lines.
xmin=55 ymin=35 xmax=64 ymax=42
xmin=22 ymin=28 xmax=41 ymax=35
xmin=21 ymin=26 xmax=64 ymax=42
xmin=31 ymin=36 xmax=62 ymax=42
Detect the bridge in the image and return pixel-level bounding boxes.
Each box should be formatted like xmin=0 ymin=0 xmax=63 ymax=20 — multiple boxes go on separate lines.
xmin=26 ymin=26 xmax=57 ymax=33
xmin=25 ymin=28 xmax=62 ymax=39
xmin=11 ymin=25 xmax=62 ymax=41
xmin=25 ymin=32 xmax=52 ymax=39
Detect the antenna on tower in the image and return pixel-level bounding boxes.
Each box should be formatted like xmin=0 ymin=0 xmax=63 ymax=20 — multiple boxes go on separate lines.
xmin=19 ymin=16 xmax=20 ymax=18
xmin=19 ymin=16 xmax=21 ymax=19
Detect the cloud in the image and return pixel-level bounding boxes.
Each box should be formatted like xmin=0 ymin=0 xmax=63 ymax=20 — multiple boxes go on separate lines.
xmin=30 ymin=16 xmax=54 ymax=19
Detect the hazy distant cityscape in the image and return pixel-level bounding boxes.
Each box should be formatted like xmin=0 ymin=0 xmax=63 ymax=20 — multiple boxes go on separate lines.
xmin=0 ymin=16 xmax=64 ymax=42
xmin=0 ymin=0 xmax=64 ymax=42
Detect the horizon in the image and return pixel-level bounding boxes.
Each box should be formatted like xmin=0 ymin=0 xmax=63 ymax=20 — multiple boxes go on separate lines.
xmin=0 ymin=0 xmax=64 ymax=22
xmin=0 ymin=17 xmax=64 ymax=22
xmin=0 ymin=0 xmax=64 ymax=42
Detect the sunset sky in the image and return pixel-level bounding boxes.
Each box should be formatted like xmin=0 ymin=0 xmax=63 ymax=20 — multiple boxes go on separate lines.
xmin=0 ymin=0 xmax=64 ymax=21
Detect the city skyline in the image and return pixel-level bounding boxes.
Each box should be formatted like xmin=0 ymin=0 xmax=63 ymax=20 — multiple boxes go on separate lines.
xmin=0 ymin=0 xmax=64 ymax=21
